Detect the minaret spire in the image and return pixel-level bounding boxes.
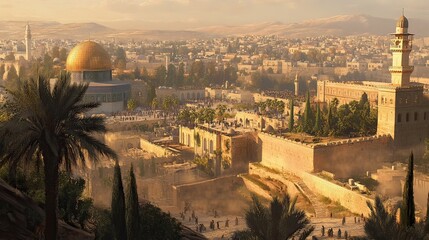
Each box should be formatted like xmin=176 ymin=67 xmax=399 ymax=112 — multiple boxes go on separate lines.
xmin=294 ymin=73 xmax=299 ymax=96
xmin=389 ymin=14 xmax=413 ymax=86
xmin=25 ymin=22 xmax=31 ymax=60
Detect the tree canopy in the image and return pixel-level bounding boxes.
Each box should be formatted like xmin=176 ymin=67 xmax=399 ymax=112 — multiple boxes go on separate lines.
xmin=296 ymin=93 xmax=377 ymax=137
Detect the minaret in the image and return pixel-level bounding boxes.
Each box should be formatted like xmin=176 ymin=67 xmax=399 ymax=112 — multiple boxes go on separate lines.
xmin=389 ymin=14 xmax=413 ymax=86
xmin=377 ymin=14 xmax=427 ymax=160
xmin=165 ymin=55 xmax=170 ymax=71
xmin=294 ymin=73 xmax=299 ymax=96
xmin=25 ymin=23 xmax=31 ymax=60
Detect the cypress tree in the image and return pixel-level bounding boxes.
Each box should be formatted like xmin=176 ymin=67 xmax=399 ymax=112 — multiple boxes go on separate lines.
xmin=314 ymin=104 xmax=321 ymax=135
xmin=303 ymin=90 xmax=313 ymax=133
xmin=401 ymin=152 xmax=415 ymax=228
xmin=324 ymin=103 xmax=333 ymax=135
xmin=126 ymin=164 xmax=140 ymax=240
xmin=424 ymin=192 xmax=429 ymax=234
xmin=111 ymin=161 xmax=127 ymax=240
xmin=288 ymin=99 xmax=294 ymax=131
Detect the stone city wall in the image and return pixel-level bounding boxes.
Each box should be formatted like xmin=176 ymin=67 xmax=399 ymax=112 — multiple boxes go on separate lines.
xmin=259 ymin=132 xmax=315 ymax=173
xmin=172 ymin=175 xmax=241 ymax=208
xmin=259 ymin=132 xmax=393 ymax=178
xmin=299 ymin=171 xmax=374 ymax=216
xmin=313 ymin=135 xmax=393 ymax=178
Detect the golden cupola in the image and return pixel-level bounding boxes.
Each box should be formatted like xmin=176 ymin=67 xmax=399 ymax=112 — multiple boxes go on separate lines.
xmin=66 ymin=41 xmax=112 ymax=72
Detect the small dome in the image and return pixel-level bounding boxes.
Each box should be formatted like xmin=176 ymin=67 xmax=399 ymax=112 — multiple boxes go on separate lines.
xmin=66 ymin=41 xmax=112 ymax=71
xmin=396 ymin=15 xmax=408 ymax=28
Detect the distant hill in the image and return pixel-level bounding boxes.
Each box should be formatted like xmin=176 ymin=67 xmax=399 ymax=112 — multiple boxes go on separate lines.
xmin=0 ymin=21 xmax=115 ymax=40
xmin=1 ymin=15 xmax=428 ymax=40
xmin=0 ymin=21 xmax=214 ymax=40
xmin=191 ymin=15 xmax=429 ymax=38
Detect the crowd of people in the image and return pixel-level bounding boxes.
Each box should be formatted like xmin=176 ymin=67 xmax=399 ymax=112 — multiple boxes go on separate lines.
xmin=178 ymin=208 xmax=240 ymax=236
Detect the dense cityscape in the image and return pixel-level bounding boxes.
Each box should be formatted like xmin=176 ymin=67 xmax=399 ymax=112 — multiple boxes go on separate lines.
xmin=1 ymin=2 xmax=429 ymax=240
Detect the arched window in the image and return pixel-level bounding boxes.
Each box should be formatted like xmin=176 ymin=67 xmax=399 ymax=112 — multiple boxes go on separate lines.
xmin=397 ymin=114 xmax=402 ymax=123
xmin=406 ymin=113 xmax=409 ymax=122
xmin=203 ymin=139 xmax=207 ymax=152
xmin=415 ymin=112 xmax=418 ymax=121
xmin=209 ymin=140 xmax=214 ymax=154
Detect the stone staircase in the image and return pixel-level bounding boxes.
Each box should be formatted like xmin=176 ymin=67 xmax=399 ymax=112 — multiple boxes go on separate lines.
xmin=294 ymin=180 xmax=330 ymax=218
xmin=249 ymin=163 xmax=330 ymax=218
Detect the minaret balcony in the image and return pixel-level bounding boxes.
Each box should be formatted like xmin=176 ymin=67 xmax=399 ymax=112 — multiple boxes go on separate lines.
xmin=389 ymin=66 xmax=414 ymax=73
xmin=390 ymin=45 xmax=412 ymax=51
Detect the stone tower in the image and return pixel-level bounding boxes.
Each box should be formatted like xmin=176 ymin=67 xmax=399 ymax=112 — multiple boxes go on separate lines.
xmin=377 ymin=15 xmax=428 ymax=160
xmin=390 ymin=15 xmax=413 ymax=86
xmin=294 ymin=73 xmax=299 ymax=96
xmin=25 ymin=23 xmax=31 ymax=60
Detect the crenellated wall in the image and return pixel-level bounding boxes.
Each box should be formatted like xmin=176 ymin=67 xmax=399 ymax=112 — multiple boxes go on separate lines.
xmin=259 ymin=132 xmax=393 ymax=178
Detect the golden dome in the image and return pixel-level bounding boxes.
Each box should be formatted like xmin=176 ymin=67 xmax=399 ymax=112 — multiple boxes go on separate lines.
xmin=66 ymin=41 xmax=112 ymax=71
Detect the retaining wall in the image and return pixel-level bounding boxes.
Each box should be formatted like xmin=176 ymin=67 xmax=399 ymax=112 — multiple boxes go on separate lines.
xmin=140 ymin=138 xmax=175 ymax=157
xmin=299 ymin=171 xmax=374 ymax=216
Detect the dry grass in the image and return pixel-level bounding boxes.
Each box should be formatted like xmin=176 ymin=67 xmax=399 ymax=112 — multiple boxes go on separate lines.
xmin=319 ymin=196 xmax=355 ymax=217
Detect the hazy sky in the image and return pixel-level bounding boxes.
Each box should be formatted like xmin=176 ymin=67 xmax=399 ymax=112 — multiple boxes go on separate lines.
xmin=1 ymin=0 xmax=429 ymax=29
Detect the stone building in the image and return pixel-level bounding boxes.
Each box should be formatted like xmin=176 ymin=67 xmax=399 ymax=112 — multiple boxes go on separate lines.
xmin=179 ymin=125 xmax=259 ymax=175
xmin=317 ymin=15 xmax=429 ymax=160
xmin=155 ymin=87 xmax=205 ymax=102
xmin=316 ymin=80 xmax=380 ymax=106
xmin=66 ymin=41 xmax=131 ymax=114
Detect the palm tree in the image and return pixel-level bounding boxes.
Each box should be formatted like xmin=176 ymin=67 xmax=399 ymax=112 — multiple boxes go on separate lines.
xmin=0 ymin=73 xmax=117 ymax=240
xmin=239 ymin=193 xmax=314 ymax=240
xmin=151 ymin=97 xmax=159 ymax=110
xmin=365 ymin=196 xmax=404 ymax=240
xmin=216 ymin=104 xmax=227 ymax=123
